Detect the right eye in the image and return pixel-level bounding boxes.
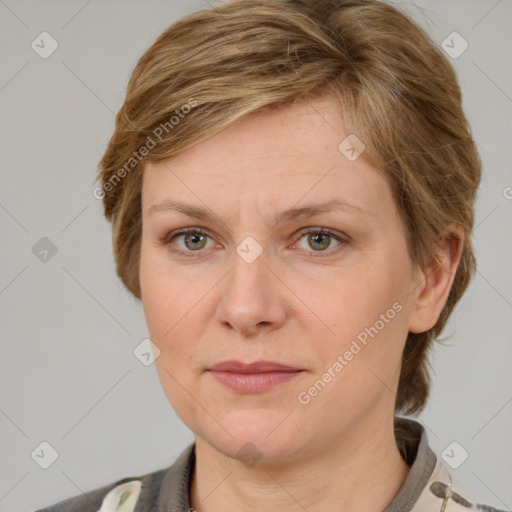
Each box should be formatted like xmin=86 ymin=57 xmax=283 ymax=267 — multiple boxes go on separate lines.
xmin=159 ymin=227 xmax=217 ymax=257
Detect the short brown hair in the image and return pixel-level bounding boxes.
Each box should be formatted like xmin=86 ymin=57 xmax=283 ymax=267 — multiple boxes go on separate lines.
xmin=95 ymin=0 xmax=481 ymax=415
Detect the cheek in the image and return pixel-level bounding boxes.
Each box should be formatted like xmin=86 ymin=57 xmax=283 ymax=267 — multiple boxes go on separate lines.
xmin=312 ymin=266 xmax=404 ymax=341
xmin=140 ymin=247 xmax=193 ymax=337
xmin=140 ymin=254 xmax=203 ymax=424
xmin=140 ymin=247 xmax=210 ymax=375
xmin=300 ymin=261 xmax=410 ymax=400
xmin=140 ymin=252 xmax=186 ymax=380
xmin=297 ymin=283 xmax=407 ymax=426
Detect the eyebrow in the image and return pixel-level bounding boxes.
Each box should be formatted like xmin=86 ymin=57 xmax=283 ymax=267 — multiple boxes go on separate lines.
xmin=147 ymin=198 xmax=368 ymax=226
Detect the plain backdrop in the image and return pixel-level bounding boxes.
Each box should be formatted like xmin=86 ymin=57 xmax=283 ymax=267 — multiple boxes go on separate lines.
xmin=0 ymin=1 xmax=511 ymax=510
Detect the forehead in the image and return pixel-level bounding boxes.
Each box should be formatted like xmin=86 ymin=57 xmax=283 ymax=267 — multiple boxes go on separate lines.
xmin=141 ymin=96 xmax=391 ymax=219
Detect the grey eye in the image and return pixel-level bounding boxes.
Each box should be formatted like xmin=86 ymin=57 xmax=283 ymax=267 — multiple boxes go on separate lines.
xmin=295 ymin=230 xmax=343 ymax=252
xmin=183 ymin=231 xmax=208 ymax=251
xmin=307 ymin=232 xmax=332 ymax=251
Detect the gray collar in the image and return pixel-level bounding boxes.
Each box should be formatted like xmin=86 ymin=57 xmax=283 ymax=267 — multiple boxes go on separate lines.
xmin=383 ymin=417 xmax=437 ymax=511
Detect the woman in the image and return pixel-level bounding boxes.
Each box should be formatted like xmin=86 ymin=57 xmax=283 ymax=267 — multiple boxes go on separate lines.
xmin=36 ymin=0 xmax=508 ymax=510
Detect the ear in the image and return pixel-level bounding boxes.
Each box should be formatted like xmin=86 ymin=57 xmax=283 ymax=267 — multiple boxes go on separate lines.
xmin=408 ymin=224 xmax=464 ymax=334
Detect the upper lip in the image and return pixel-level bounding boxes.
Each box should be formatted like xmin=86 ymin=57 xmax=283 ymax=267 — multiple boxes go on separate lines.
xmin=208 ymin=360 xmax=303 ymax=373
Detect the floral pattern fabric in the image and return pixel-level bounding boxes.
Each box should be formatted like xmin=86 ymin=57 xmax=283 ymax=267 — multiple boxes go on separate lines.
xmin=411 ymin=457 xmax=509 ymax=512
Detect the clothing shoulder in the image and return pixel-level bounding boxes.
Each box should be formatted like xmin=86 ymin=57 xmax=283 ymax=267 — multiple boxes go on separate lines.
xmin=416 ymin=457 xmax=511 ymax=512
xmin=33 ymin=443 xmax=195 ymax=512
xmin=32 ymin=470 xmax=164 ymax=512
xmin=394 ymin=417 xmax=509 ymax=512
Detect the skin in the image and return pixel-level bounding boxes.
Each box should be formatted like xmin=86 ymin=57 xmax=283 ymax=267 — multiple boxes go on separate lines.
xmin=139 ymin=95 xmax=463 ymax=512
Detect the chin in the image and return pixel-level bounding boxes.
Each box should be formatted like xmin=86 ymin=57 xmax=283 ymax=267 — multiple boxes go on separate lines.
xmin=196 ymin=408 xmax=310 ymax=465
xmin=215 ymin=434 xmax=305 ymax=467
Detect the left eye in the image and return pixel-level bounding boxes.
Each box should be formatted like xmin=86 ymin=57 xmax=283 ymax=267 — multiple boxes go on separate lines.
xmin=294 ymin=229 xmax=345 ymax=253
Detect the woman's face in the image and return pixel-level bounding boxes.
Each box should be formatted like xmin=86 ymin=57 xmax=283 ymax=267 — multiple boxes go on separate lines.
xmin=139 ymin=96 xmax=424 ymax=463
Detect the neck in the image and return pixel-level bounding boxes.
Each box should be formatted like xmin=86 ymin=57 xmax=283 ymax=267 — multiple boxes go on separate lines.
xmin=189 ymin=411 xmax=410 ymax=512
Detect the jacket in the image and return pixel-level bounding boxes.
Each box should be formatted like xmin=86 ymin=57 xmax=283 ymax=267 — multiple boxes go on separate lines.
xmin=34 ymin=417 xmax=510 ymax=512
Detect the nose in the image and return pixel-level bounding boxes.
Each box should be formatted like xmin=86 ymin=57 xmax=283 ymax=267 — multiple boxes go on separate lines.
xmin=215 ymin=245 xmax=288 ymax=338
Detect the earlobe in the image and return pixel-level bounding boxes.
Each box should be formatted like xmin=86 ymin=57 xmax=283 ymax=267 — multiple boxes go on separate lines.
xmin=408 ymin=225 xmax=464 ymax=334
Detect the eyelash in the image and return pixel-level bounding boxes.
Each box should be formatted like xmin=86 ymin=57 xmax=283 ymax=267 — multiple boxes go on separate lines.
xmin=158 ymin=227 xmax=348 ymax=258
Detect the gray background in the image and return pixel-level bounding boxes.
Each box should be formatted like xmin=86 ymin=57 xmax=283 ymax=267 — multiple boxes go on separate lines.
xmin=0 ymin=1 xmax=511 ymax=510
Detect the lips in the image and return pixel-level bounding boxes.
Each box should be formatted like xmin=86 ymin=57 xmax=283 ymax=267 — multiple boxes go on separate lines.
xmin=208 ymin=360 xmax=302 ymax=373
xmin=207 ymin=360 xmax=304 ymax=393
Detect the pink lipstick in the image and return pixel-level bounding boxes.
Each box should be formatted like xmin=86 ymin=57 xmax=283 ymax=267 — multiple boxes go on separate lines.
xmin=207 ymin=360 xmax=304 ymax=393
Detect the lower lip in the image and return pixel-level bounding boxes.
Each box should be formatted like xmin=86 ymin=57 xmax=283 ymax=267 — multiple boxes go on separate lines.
xmin=208 ymin=370 xmax=303 ymax=393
